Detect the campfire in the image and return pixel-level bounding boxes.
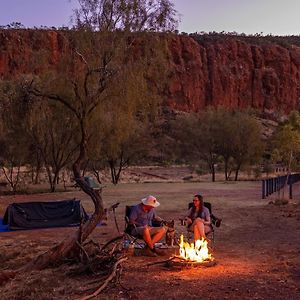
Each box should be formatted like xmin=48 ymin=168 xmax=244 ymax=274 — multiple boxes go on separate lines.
xmin=179 ymin=234 xmax=213 ymax=263
xmin=148 ymin=234 xmax=215 ymax=269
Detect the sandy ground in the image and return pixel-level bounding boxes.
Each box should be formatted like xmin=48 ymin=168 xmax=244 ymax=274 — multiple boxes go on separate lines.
xmin=0 ymin=179 xmax=300 ymax=300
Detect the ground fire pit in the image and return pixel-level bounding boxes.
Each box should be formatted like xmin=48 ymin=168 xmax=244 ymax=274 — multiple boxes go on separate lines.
xmin=163 ymin=255 xmax=217 ymax=268
xmin=150 ymin=235 xmax=217 ymax=269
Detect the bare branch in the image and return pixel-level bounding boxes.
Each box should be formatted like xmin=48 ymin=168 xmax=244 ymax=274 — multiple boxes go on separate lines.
xmin=29 ymin=88 xmax=80 ymax=119
xmin=76 ymin=241 xmax=91 ymax=262
xmin=76 ymin=257 xmax=128 ymax=300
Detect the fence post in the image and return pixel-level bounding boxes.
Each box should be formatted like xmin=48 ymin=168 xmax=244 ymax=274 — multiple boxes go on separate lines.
xmin=262 ymin=180 xmax=266 ymax=199
xmin=281 ymin=176 xmax=285 ymax=189
xmin=289 ymin=183 xmax=293 ymax=199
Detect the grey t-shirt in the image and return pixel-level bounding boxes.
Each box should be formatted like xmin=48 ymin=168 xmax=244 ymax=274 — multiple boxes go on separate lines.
xmin=129 ymin=203 xmax=156 ymax=227
xmin=188 ymin=206 xmax=211 ymax=223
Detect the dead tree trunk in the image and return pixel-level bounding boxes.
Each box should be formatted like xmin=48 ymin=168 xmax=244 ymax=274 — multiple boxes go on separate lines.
xmin=26 ymin=122 xmax=104 ymax=270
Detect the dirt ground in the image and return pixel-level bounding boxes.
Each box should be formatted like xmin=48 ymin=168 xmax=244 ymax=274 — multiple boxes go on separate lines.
xmin=1 ymin=178 xmax=300 ymax=300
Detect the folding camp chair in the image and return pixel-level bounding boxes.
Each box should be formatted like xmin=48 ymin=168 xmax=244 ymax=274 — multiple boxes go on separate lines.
xmin=124 ymin=205 xmax=165 ymax=249
xmin=183 ymin=201 xmax=221 ymax=247
xmin=124 ymin=205 xmax=146 ymax=248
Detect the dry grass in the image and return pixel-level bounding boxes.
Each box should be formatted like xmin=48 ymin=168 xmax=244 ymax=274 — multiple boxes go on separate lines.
xmin=1 ymin=180 xmax=300 ymax=299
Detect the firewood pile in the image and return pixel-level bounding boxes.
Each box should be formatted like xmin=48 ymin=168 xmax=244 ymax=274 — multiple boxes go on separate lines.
xmin=147 ymin=255 xmax=217 ymax=269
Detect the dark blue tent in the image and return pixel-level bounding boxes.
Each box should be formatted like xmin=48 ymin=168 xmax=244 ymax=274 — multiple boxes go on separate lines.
xmin=2 ymin=199 xmax=88 ymax=230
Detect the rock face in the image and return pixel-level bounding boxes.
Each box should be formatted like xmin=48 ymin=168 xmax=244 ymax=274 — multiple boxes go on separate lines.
xmin=0 ymin=30 xmax=65 ymax=77
xmin=1 ymin=29 xmax=300 ymax=114
xmin=166 ymin=35 xmax=300 ymax=114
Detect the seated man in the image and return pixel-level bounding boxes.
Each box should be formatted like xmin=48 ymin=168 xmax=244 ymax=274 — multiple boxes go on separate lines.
xmin=185 ymin=194 xmax=211 ymax=241
xmin=129 ymin=195 xmax=166 ymax=256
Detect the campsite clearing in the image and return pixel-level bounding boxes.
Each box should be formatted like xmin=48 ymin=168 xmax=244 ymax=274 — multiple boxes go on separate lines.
xmin=1 ymin=181 xmax=300 ymax=299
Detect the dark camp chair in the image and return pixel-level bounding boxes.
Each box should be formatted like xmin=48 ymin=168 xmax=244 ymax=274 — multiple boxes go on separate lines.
xmin=124 ymin=205 xmax=136 ymax=235
xmin=184 ymin=201 xmax=222 ymax=246
xmin=124 ymin=205 xmax=163 ymax=247
xmin=124 ymin=205 xmax=145 ymax=247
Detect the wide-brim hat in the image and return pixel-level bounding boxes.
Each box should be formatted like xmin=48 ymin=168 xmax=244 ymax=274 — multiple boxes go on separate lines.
xmin=141 ymin=195 xmax=160 ymax=207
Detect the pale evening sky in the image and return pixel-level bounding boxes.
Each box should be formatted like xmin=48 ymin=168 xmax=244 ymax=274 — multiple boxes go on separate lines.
xmin=0 ymin=0 xmax=300 ymax=36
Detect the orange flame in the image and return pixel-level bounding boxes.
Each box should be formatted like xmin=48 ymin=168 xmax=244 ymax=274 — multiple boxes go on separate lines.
xmin=179 ymin=234 xmax=212 ymax=262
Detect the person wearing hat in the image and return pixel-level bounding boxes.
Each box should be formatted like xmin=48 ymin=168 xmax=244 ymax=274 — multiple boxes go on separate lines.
xmin=129 ymin=195 xmax=166 ymax=256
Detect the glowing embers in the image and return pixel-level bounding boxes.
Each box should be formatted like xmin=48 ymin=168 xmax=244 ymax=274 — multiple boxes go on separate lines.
xmin=179 ymin=234 xmax=213 ymax=262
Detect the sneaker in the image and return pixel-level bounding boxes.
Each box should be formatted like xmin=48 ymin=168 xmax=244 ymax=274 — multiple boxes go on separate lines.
xmin=142 ymin=247 xmax=158 ymax=257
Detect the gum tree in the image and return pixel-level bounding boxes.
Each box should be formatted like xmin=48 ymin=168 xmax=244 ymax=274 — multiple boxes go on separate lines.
xmin=27 ymin=99 xmax=79 ymax=192
xmin=5 ymin=0 xmax=179 ymax=273
xmin=90 ymin=110 xmax=150 ymax=184
xmin=0 ymin=81 xmax=31 ymax=193
xmin=228 ymin=111 xmax=264 ymax=181
xmin=170 ymin=112 xmax=220 ymax=182
xmin=169 ymin=108 xmax=264 ymax=182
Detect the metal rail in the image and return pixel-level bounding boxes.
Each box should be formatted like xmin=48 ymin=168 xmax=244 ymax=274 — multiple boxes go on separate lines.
xmin=262 ymin=173 xmax=300 ymax=199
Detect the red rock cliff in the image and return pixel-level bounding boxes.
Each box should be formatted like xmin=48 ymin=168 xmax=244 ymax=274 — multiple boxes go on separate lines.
xmin=166 ymin=34 xmax=300 ymax=114
xmin=1 ymin=30 xmax=300 ymax=114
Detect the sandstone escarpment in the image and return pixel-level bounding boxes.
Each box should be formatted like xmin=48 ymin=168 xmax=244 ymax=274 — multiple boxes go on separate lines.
xmin=166 ymin=34 xmax=300 ymax=114
xmin=0 ymin=30 xmax=66 ymax=77
xmin=1 ymin=29 xmax=300 ymax=115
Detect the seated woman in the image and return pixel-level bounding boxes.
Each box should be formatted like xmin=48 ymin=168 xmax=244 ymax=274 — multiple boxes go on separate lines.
xmin=185 ymin=194 xmax=211 ymax=241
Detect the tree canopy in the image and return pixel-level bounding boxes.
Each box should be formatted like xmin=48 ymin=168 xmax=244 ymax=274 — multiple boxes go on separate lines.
xmin=169 ymin=108 xmax=264 ymax=181
xmin=73 ymin=0 xmax=178 ymax=32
